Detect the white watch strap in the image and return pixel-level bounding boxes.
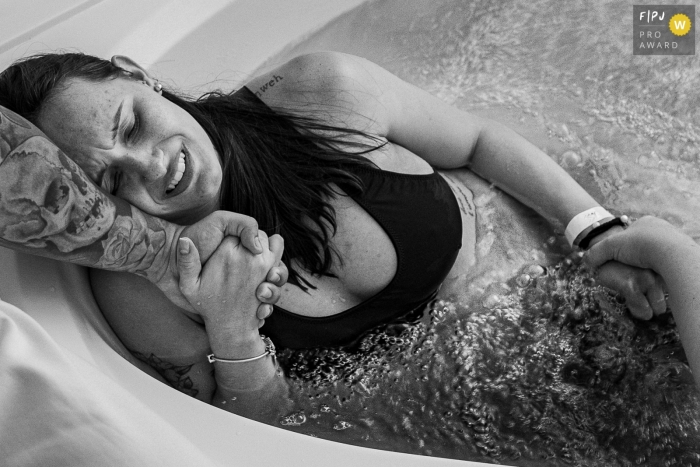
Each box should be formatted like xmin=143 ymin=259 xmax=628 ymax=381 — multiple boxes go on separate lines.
xmin=565 ymin=207 xmax=613 ymax=247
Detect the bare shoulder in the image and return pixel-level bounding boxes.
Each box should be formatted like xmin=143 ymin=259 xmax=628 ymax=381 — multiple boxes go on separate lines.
xmin=89 ymin=268 xmax=216 ymax=400
xmin=245 ymin=52 xmax=392 ymax=135
xmin=245 ymin=52 xmax=365 ymax=98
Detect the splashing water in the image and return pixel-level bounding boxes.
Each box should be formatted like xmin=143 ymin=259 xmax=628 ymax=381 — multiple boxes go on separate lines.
xmin=277 ymin=259 xmax=700 ymax=465
xmin=263 ymin=0 xmax=700 ymax=465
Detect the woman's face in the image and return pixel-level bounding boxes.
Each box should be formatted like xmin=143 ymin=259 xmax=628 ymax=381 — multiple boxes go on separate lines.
xmin=36 ymin=76 xmax=223 ymax=224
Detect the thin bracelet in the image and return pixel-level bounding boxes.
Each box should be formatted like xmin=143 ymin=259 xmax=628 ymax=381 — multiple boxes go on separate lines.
xmin=207 ymin=335 xmax=276 ymax=364
xmin=565 ymin=207 xmax=614 ymax=247
xmin=576 ymin=215 xmax=630 ymax=250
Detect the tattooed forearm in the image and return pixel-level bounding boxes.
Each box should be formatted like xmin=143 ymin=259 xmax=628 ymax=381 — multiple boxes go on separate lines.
xmin=0 ymin=105 xmax=182 ymax=282
xmin=131 ymin=350 xmax=199 ymax=397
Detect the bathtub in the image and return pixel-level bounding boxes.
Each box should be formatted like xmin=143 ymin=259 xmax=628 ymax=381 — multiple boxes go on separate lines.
xmin=0 ymin=1 xmax=494 ymax=465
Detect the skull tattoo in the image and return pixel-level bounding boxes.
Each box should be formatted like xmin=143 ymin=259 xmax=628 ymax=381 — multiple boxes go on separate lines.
xmin=0 ymin=136 xmax=115 ymax=252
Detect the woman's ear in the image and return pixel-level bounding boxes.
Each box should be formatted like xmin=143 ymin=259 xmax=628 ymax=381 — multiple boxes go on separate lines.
xmin=111 ymin=55 xmax=162 ymax=93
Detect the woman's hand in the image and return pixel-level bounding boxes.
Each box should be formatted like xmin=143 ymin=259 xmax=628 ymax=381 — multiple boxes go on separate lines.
xmin=254 ymin=259 xmax=289 ymax=323
xmin=176 ymin=231 xmax=290 ymax=402
xmin=176 ymin=231 xmax=285 ymax=335
xmin=153 ymin=211 xmax=278 ymax=312
xmin=584 ymin=217 xmax=695 ymax=320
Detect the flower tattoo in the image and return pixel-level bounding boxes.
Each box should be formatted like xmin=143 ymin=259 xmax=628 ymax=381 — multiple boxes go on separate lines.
xmin=97 ymin=208 xmax=166 ymax=272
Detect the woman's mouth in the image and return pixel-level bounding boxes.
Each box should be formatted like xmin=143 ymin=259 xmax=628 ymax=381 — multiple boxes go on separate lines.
xmin=167 ymin=151 xmax=186 ymax=193
xmin=165 ymin=146 xmax=193 ymax=197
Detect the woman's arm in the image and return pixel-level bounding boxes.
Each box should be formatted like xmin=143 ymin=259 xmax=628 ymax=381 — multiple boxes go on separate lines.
xmin=89 ymin=255 xmax=289 ymax=416
xmin=253 ymin=52 xmax=596 ymax=226
xmin=0 ymin=104 xmax=267 ymax=312
xmin=176 ymin=233 xmax=292 ymax=422
xmin=249 ymin=52 xmax=666 ymax=317
xmin=585 ymin=217 xmax=700 ymax=387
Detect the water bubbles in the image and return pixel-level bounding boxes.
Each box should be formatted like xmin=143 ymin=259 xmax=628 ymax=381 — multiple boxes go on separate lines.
xmin=482 ymin=294 xmax=503 ymax=310
xmin=431 ymin=300 xmax=456 ymax=323
xmin=559 ymin=150 xmax=582 ymax=169
xmin=280 ymin=411 xmax=307 ymax=426
xmin=637 ymin=152 xmax=661 ymax=168
xmin=525 ymin=265 xmax=546 ymax=277
xmin=529 ymin=249 xmax=545 ymax=262
xmin=566 ymin=306 xmax=584 ymax=322
xmin=679 ymin=146 xmax=698 ymax=163
xmin=333 ymin=421 xmax=352 ymax=431
xmin=515 ymin=274 xmax=532 ymax=288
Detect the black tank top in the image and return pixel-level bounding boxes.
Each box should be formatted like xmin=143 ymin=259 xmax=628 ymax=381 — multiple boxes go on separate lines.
xmin=261 ymin=165 xmax=462 ymax=349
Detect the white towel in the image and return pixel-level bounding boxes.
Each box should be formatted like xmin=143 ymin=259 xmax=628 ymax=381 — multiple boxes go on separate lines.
xmin=0 ymin=299 xmax=214 ymax=467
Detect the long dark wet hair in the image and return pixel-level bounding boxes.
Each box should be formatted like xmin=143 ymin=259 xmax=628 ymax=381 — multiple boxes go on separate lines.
xmin=0 ymin=53 xmax=382 ymax=290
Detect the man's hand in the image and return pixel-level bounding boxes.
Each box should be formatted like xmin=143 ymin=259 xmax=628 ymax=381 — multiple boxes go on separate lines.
xmin=594 ymin=261 xmax=667 ymax=320
xmin=176 ymin=232 xmax=284 ymax=334
xmin=153 ymin=211 xmax=287 ymax=312
xmin=586 ymin=222 xmax=667 ymax=320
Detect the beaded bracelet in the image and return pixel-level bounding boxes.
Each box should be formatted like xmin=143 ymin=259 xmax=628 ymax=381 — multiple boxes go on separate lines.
xmin=207 ymin=335 xmax=276 ymax=364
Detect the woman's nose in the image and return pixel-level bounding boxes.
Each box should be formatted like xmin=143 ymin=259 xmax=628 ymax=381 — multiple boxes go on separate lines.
xmin=120 ymin=147 xmax=168 ymax=182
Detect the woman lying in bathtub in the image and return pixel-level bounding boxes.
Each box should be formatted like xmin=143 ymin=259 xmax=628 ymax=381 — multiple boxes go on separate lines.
xmin=0 ymin=51 xmax=686 ymax=421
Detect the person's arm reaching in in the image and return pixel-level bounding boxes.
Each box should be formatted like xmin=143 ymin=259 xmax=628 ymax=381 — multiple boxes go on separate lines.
xmin=177 ymin=232 xmax=292 ymax=422
xmin=0 ymin=104 xmax=282 ymax=313
xmin=585 ymin=216 xmax=700 ymax=387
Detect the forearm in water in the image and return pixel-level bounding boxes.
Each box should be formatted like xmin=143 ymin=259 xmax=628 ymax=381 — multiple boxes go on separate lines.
xmin=654 ymin=241 xmax=700 ymax=387
xmin=0 ymin=105 xmax=183 ymax=282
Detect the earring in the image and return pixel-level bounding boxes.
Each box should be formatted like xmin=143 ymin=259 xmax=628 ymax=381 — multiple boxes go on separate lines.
xmin=154 ymin=81 xmax=163 ymax=92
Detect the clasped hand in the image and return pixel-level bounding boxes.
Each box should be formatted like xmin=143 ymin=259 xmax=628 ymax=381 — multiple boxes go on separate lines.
xmin=176 ymin=230 xmax=286 ymax=335
xmin=585 ymin=224 xmax=667 ymax=320
xmin=150 ymin=209 xmax=286 ymax=325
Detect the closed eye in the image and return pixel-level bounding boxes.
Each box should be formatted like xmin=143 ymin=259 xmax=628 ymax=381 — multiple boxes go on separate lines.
xmin=127 ymin=112 xmax=140 ymax=141
xmin=111 ymin=171 xmax=122 ymax=195
xmin=103 ymin=170 xmax=122 ymax=195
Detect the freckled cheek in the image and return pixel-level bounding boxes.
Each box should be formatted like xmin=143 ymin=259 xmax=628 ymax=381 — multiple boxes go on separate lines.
xmin=44 ymin=121 xmax=85 ymax=153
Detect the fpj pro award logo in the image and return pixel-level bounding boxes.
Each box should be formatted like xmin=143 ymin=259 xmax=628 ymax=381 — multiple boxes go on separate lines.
xmin=633 ymin=5 xmax=694 ymax=55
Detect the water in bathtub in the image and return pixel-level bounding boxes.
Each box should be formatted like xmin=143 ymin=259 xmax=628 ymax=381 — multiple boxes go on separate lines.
xmin=255 ymin=1 xmax=700 ymax=465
